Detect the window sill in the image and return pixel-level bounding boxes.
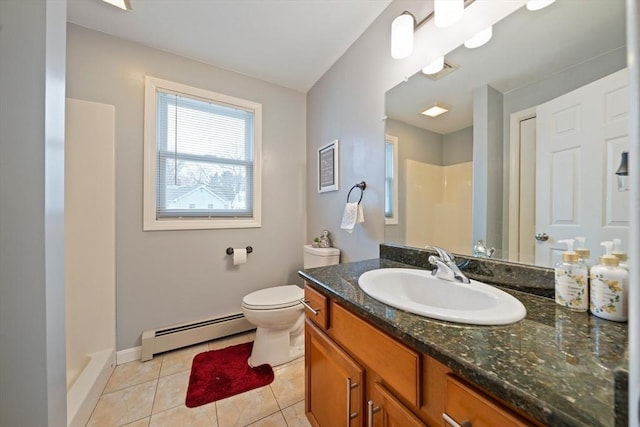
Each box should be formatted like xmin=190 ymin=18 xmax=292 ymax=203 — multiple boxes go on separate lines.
xmin=143 ymin=217 xmax=261 ymax=231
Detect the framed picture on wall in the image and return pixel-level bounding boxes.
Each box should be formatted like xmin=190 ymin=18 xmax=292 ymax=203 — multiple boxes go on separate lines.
xmin=318 ymin=140 xmax=339 ymax=193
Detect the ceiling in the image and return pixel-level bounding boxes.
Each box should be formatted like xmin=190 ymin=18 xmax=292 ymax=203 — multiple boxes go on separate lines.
xmin=385 ymin=0 xmax=627 ymax=134
xmin=67 ymin=0 xmax=392 ymax=92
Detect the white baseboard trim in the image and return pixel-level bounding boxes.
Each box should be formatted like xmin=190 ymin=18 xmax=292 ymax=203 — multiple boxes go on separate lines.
xmin=116 ymin=346 xmax=141 ymax=365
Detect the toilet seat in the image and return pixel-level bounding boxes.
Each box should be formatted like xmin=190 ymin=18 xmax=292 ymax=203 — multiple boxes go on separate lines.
xmin=242 ymin=285 xmax=303 ymax=310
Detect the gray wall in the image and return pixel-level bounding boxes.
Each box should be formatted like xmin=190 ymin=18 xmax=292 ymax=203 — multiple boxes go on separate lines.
xmin=385 ymin=118 xmax=443 ymax=165
xmin=443 ymin=126 xmax=473 ymax=166
xmin=472 ymin=85 xmax=504 ymax=250
xmin=0 ymin=1 xmax=68 ymax=426
xmin=306 ymin=0 xmax=514 ymax=262
xmin=66 ymin=24 xmax=307 ymax=350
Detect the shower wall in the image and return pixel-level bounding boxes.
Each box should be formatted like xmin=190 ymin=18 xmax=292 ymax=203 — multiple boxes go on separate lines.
xmin=65 ymin=98 xmax=116 ymax=426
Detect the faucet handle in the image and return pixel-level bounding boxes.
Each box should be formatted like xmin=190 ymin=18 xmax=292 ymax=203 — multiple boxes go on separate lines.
xmin=473 ymin=240 xmax=495 ymax=258
xmin=425 ymin=245 xmax=454 ymax=262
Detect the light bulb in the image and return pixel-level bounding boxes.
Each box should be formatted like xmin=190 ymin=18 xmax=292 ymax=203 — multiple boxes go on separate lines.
xmin=464 ymin=26 xmax=493 ymax=49
xmin=422 ymin=56 xmax=445 ymax=75
xmin=101 ymin=0 xmax=132 ymax=10
xmin=391 ymin=13 xmax=414 ymax=59
xmin=526 ymin=0 xmax=556 ymax=11
xmin=434 ymin=0 xmax=464 ymax=28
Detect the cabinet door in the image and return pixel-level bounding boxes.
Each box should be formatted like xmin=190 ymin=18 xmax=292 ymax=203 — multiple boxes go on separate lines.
xmin=331 ymin=302 xmax=419 ymax=406
xmin=305 ymin=320 xmax=365 ymax=427
xmin=369 ymin=382 xmax=426 ymax=427
xmin=444 ymin=375 xmax=535 ymax=427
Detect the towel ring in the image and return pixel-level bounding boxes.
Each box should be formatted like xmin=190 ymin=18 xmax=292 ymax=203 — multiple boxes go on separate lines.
xmin=347 ymin=181 xmax=367 ymax=204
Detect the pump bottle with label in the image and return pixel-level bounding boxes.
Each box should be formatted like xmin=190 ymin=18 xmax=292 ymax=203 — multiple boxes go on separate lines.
xmin=554 ymin=239 xmax=588 ymax=311
xmin=612 ymin=238 xmax=628 ymax=272
xmin=574 ymin=236 xmax=593 ymax=270
xmin=590 ymin=241 xmax=629 ymax=322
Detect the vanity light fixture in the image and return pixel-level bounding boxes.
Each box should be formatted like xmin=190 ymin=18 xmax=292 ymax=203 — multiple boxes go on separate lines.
xmin=434 ymin=0 xmax=464 ymax=28
xmin=526 ymin=0 xmax=556 ymax=11
xmin=391 ymin=0 xmax=475 ymax=59
xmin=464 ymin=26 xmax=493 ymax=48
xmin=615 ymin=151 xmax=629 ymax=192
xmin=422 ymin=56 xmax=445 ymax=75
xmin=421 ymin=104 xmax=449 ymax=118
xmin=391 ymin=12 xmax=415 ymax=59
xmin=101 ymin=0 xmax=132 ymax=10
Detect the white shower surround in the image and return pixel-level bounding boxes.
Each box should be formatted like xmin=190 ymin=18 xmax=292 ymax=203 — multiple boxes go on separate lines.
xmin=65 ymin=99 xmax=116 ymax=427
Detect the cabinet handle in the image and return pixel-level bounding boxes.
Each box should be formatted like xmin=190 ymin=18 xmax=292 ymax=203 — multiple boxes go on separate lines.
xmin=367 ymin=400 xmax=381 ymax=427
xmin=346 ymin=377 xmax=359 ymax=425
xmin=299 ymin=299 xmax=320 ymax=316
xmin=442 ymin=412 xmax=471 ymax=427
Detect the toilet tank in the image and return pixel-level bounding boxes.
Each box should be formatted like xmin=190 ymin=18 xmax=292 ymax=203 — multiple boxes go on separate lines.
xmin=303 ymin=245 xmax=340 ymax=268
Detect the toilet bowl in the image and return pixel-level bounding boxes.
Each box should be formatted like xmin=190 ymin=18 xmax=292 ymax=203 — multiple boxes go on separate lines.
xmin=242 ymin=285 xmax=305 ymax=367
xmin=242 ymin=245 xmax=340 ymax=367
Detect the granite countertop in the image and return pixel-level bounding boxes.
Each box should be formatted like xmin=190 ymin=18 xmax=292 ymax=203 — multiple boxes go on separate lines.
xmin=298 ymin=258 xmax=628 ymax=427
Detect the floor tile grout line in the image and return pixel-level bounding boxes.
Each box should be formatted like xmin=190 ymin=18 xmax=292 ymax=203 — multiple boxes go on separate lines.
xmin=147 ymin=377 xmax=161 ymax=423
xmin=92 ymin=331 xmax=305 ymax=427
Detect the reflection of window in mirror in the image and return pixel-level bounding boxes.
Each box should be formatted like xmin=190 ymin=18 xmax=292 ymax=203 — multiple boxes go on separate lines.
xmin=384 ymin=135 xmax=398 ymax=225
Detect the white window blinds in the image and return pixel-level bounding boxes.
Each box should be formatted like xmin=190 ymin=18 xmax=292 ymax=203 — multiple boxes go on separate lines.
xmin=144 ymin=76 xmax=262 ymax=230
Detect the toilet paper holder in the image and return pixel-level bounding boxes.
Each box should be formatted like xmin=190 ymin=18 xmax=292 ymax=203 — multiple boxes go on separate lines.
xmin=226 ymin=246 xmax=253 ymax=255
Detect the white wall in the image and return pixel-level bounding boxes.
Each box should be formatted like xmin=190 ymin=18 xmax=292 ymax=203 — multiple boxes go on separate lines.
xmin=66 ymin=24 xmax=307 ymax=351
xmin=0 ymin=1 xmax=68 ymax=425
xmin=500 ymin=47 xmax=627 ymax=251
xmin=405 ymin=160 xmax=472 ymax=253
xmin=306 ymin=0 xmax=524 ymax=262
xmin=65 ymin=99 xmax=116 ymax=385
xmin=627 ymin=1 xmax=640 ymax=424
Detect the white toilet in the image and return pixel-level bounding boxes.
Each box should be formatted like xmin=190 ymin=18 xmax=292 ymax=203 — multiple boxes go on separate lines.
xmin=242 ymin=245 xmax=340 ymax=367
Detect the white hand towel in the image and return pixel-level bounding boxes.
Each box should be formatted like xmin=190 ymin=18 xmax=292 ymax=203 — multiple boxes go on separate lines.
xmin=341 ymin=203 xmax=365 ymax=234
xmin=356 ymin=204 xmax=365 ymax=225
xmin=341 ymin=202 xmax=358 ymax=233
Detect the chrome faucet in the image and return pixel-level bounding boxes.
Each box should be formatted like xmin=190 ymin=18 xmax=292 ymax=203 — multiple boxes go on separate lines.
xmin=425 ymin=245 xmax=470 ymax=284
xmin=473 ymin=240 xmax=495 ymax=258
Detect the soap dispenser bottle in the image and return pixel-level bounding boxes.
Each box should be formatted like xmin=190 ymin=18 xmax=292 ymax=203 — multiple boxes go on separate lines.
xmin=590 ymin=241 xmax=629 ymax=322
xmin=612 ymin=238 xmax=629 ymax=271
xmin=574 ymin=236 xmax=593 ymax=269
xmin=554 ymin=239 xmax=588 ymax=311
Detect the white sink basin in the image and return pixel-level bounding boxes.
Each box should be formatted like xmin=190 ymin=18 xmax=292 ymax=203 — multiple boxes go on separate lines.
xmin=358 ymin=268 xmax=526 ymax=325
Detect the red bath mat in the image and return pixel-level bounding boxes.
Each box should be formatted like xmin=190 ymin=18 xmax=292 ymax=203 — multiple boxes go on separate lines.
xmin=185 ymin=341 xmax=274 ymax=408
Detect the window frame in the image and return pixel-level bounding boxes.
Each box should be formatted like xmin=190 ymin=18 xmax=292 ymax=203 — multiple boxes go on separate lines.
xmin=143 ymin=76 xmax=262 ymax=231
xmin=384 ymin=134 xmax=399 ymax=225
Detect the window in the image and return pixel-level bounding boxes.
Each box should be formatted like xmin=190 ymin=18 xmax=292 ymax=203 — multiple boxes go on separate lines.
xmin=144 ymin=76 xmax=262 ymax=230
xmin=384 ymin=135 xmax=398 ymax=225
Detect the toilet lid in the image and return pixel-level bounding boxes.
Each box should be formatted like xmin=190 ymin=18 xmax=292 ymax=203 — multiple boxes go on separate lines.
xmin=242 ymin=285 xmax=304 ymax=310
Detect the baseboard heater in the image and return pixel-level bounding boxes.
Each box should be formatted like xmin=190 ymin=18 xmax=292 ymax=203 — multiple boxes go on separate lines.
xmin=140 ymin=313 xmax=254 ymax=362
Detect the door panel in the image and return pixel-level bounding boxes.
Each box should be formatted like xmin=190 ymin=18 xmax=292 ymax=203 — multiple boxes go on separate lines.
xmin=536 ymin=68 xmax=629 ymax=265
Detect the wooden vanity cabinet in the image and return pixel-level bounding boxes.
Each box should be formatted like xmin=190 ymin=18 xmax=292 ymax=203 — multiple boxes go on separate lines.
xmin=305 ymin=320 xmax=365 ymax=427
xmin=369 ymin=382 xmax=426 ymax=427
xmin=304 ymin=285 xmax=328 ymax=330
xmin=303 ymin=283 xmax=541 ymax=427
xmin=443 ymin=375 xmax=539 ymax=427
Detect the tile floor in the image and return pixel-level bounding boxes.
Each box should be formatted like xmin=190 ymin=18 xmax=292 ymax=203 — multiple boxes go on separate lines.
xmin=86 ymin=331 xmax=311 ymax=427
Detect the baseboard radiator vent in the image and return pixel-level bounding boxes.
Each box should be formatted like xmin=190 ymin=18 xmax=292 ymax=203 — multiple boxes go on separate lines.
xmin=141 ymin=313 xmax=254 ymax=361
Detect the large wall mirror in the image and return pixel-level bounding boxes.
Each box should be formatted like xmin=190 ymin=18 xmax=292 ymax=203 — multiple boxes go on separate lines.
xmin=384 ymin=0 xmax=628 ymax=268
